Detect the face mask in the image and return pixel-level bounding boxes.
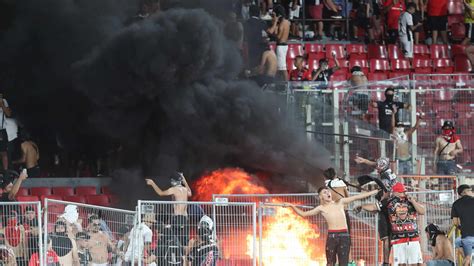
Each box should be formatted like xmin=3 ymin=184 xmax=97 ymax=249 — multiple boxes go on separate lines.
xmin=385 ymin=94 xmax=394 ymax=101
xmin=442 ymin=128 xmax=455 ymax=141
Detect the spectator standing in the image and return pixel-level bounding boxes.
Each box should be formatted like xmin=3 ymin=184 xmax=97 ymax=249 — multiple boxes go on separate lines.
xmin=124 ymin=213 xmax=154 ymax=265
xmin=244 ymin=5 xmax=267 ymax=69
xmin=391 ymin=106 xmax=421 ymax=174
xmin=399 ymin=3 xmax=423 ymax=58
xmin=424 ymin=224 xmax=455 ymax=266
xmin=13 ymin=132 xmax=40 ymax=178
xmin=5 ymin=118 xmax=18 ymax=170
xmin=289 ymin=56 xmax=313 ymax=81
xmin=87 ymin=215 xmax=116 ymax=265
xmin=188 ymin=216 xmax=219 ymax=266
xmin=28 ymin=237 xmax=59 ymax=266
xmin=383 ymin=0 xmax=406 ymax=44
xmin=312 ymin=53 xmax=340 ymax=87
xmin=451 ymin=184 xmax=474 ymax=266
xmin=348 ymin=66 xmax=369 ymax=119
xmin=51 ymin=220 xmax=79 ymax=266
xmin=266 ymin=5 xmax=291 ymax=81
xmin=0 ymin=170 xmax=28 ymax=202
xmin=250 ymin=43 xmax=277 ymax=86
xmin=372 ymin=87 xmax=410 ymax=133
xmin=433 ymin=121 xmax=463 ymax=175
xmin=306 ymin=0 xmax=325 ymax=40
xmin=0 ymin=93 xmax=12 ymax=171
xmin=354 ymin=0 xmax=375 ymax=42
xmin=463 ymin=0 xmax=474 ymax=45
xmin=426 ymin=0 xmax=448 ymax=44
xmin=0 ymin=233 xmax=16 ymax=266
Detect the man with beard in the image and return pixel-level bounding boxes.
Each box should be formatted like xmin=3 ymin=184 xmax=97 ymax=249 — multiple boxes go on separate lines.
xmin=288 ymin=187 xmax=379 ymax=266
xmin=372 ymin=87 xmax=411 ymax=133
xmin=86 ymin=215 xmax=116 ymax=266
xmin=51 ymin=220 xmax=79 ymax=266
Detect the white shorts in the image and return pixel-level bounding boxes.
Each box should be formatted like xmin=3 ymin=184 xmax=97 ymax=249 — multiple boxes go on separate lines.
xmin=289 ymin=4 xmax=301 ymax=19
xmin=276 ymin=45 xmax=288 ymax=71
xmin=393 ymin=241 xmax=423 ymax=266
xmin=399 ymin=35 xmax=414 ymax=58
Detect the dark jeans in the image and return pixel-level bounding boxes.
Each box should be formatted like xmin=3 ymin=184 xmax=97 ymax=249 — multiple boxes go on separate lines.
xmin=326 ymin=232 xmax=351 ymax=266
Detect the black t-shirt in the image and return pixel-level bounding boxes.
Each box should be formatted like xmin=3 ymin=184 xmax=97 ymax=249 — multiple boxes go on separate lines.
xmin=451 ymin=196 xmax=474 ymax=238
xmin=188 ymin=242 xmax=219 ymax=266
xmin=376 ymin=100 xmax=405 ymax=133
xmin=313 ymin=68 xmax=334 ymax=83
xmin=0 ymin=192 xmax=14 ymax=202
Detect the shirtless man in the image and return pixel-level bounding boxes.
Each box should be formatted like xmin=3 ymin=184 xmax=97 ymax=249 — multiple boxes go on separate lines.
xmin=266 ymin=5 xmax=290 ymax=81
xmin=146 ymin=172 xmax=192 ymax=247
xmin=13 ymin=135 xmax=40 ymax=177
xmin=391 ymin=106 xmax=421 ymax=174
xmin=288 ymin=187 xmax=379 ymax=266
xmin=324 ymin=168 xmax=351 ymax=232
xmin=86 ymin=215 xmax=116 ymax=266
xmin=434 ymin=121 xmax=463 ymax=176
xmin=250 ymin=43 xmax=277 ymax=86
xmin=425 ymin=224 xmax=455 ymax=266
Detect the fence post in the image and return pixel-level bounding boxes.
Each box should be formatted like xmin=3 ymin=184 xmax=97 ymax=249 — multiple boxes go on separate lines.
xmin=252 ymin=203 xmax=257 ymax=266
xmin=258 ymin=202 xmax=263 ymax=266
xmin=37 ymin=201 xmax=44 ymax=266
xmin=136 ymin=200 xmax=142 ymax=266
xmin=43 ymin=199 xmax=49 ymax=266
xmin=333 ymin=88 xmax=341 ymax=170
xmin=375 ymin=214 xmax=379 ymax=266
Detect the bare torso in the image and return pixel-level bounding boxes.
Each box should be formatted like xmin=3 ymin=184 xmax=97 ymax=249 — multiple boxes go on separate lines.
xmin=436 ymin=137 xmax=460 ymax=161
xmin=262 ymin=50 xmax=277 ymax=77
xmin=434 ymin=235 xmax=454 ymax=261
xmin=88 ymin=232 xmax=110 ymax=264
xmin=396 ymin=141 xmax=411 ymax=160
xmin=350 ymin=75 xmax=367 ymax=87
xmin=171 ymin=186 xmax=189 ymax=216
xmin=277 ymin=19 xmax=290 ymax=43
xmin=318 ymin=201 xmax=348 ymax=230
xmin=22 ymin=141 xmax=39 ymax=168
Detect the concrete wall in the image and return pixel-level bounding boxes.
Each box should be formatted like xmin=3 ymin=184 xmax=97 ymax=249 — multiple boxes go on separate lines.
xmin=21 ymin=177 xmax=112 ymax=189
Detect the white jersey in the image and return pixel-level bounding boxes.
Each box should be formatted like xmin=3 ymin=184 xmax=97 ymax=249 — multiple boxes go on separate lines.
xmin=398 ymin=12 xmax=413 ymax=38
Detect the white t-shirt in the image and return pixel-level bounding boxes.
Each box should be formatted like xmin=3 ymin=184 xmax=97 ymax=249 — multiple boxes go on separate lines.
xmin=325 ymin=178 xmax=347 ymax=188
xmin=4 ymin=118 xmax=17 ymax=142
xmin=0 ymin=99 xmax=9 ymax=130
xmin=124 ymin=223 xmax=153 ymax=263
xmin=398 ymin=12 xmax=413 ymax=38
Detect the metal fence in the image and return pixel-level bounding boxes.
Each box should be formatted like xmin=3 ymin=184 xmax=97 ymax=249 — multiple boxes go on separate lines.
xmin=43 ymin=199 xmax=135 ymax=266
xmin=0 ymin=201 xmax=43 ymax=266
xmin=137 ymin=200 xmax=257 ymax=266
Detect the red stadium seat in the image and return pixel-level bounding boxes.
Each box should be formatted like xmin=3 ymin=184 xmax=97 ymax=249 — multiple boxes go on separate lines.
xmin=331 ymin=71 xmax=348 ymax=81
xmin=388 ymin=45 xmax=404 ymax=59
xmin=368 ymin=44 xmax=388 ymax=59
xmin=433 ymin=59 xmax=454 ymax=73
xmin=63 ymin=195 xmax=87 ymax=204
xmin=448 ymin=1 xmax=464 ymax=15
xmin=389 ymin=72 xmax=411 ymax=78
xmin=370 ymin=59 xmax=390 ymax=72
xmin=413 ymin=58 xmax=432 ymax=73
xmin=413 ymin=44 xmax=430 ymax=59
xmin=451 ymin=23 xmax=466 ymax=41
xmin=349 ymin=58 xmax=369 ymax=74
xmin=325 ymin=44 xmax=346 ymax=59
xmin=17 ymin=188 xmax=29 ymax=196
xmin=86 ymin=195 xmax=110 ymax=206
xmin=391 ymin=59 xmax=411 ymax=71
xmin=434 ymin=90 xmax=456 ymax=101
xmin=101 ymin=186 xmax=112 ymax=194
xmin=346 ymin=44 xmax=367 ymax=59
xmin=52 ymin=187 xmax=75 ymax=197
xmin=329 ymin=59 xmax=349 ymax=73
xmin=452 ymin=44 xmax=467 ymax=57
xmin=75 ymin=186 xmax=97 ymax=195
xmin=30 ymin=187 xmax=52 ymax=197
xmin=304 ymin=43 xmax=324 ymax=56
xmin=430 ymin=45 xmax=450 ymax=59
xmin=368 ymin=72 xmax=389 ymax=81
xmin=40 ymin=195 xmax=63 ymax=205
xmin=286 ymin=58 xmax=296 ymax=71
xmin=17 ymin=195 xmax=39 ymax=202
xmin=307 ymin=57 xmax=319 ymax=71
xmin=454 ymin=56 xmax=472 ymax=72
xmin=287 ymin=43 xmax=304 ymax=59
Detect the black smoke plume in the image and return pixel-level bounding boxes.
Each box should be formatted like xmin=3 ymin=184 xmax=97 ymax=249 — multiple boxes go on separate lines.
xmin=0 ymin=1 xmax=331 ymax=207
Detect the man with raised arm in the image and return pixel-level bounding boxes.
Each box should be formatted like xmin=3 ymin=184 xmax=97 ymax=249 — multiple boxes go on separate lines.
xmin=145 ymin=172 xmax=192 ymax=248
xmin=287 ymin=187 xmax=379 ymax=266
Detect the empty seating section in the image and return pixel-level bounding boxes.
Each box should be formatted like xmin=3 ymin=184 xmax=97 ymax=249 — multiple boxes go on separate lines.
xmin=16 ymin=186 xmax=113 ymax=206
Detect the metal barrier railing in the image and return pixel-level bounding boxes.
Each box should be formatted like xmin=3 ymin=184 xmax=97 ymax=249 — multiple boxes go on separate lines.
xmin=43 ymin=199 xmax=135 ymax=266
xmin=136 ymin=200 xmax=257 ymax=266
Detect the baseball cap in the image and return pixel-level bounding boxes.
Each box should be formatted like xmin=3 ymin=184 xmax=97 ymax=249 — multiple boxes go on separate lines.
xmin=457 ymin=184 xmax=471 ymax=196
xmin=392 ymin=182 xmax=406 ymax=193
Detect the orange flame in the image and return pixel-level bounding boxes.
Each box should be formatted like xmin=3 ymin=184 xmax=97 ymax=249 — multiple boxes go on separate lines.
xmin=193 ymin=168 xmax=325 ymax=265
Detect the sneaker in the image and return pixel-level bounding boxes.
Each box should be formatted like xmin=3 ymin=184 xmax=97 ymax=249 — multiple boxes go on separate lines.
xmin=260 ymin=13 xmax=272 ymax=20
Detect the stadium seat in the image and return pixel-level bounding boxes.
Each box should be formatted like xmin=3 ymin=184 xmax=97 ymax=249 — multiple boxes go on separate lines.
xmin=368 ymin=44 xmax=388 ymax=59
xmin=346 ymin=44 xmax=367 ymax=59
xmin=75 ymin=186 xmax=97 ymax=195
xmin=329 ymin=59 xmax=349 ymax=73
xmin=17 ymin=188 xmax=29 ymax=196
xmin=287 ymin=43 xmax=304 ymax=59
xmin=451 ymin=23 xmax=466 ymax=41
xmin=433 ymin=59 xmax=454 ymax=73
xmin=52 ymin=187 xmax=75 ymax=197
xmin=452 ymin=44 xmax=467 ymax=57
xmin=307 ymin=56 xmax=319 ymax=71
xmin=435 ymin=90 xmax=456 ymax=101
xmin=30 ymin=187 xmax=52 ymax=197
xmin=448 ymin=15 xmax=464 ymax=26
xmin=370 ymin=59 xmax=390 ymax=72
xmin=325 ymin=44 xmax=346 ymax=59
xmin=388 ymin=45 xmax=404 ymax=59
xmin=331 ymin=71 xmax=348 ymax=81
xmin=63 ymin=195 xmax=87 ymax=204
xmin=389 ymin=72 xmax=411 ymax=79
xmin=286 ymin=57 xmax=296 ymax=71
xmin=349 ymin=58 xmax=369 ymax=74
xmin=86 ymin=195 xmax=110 ymax=206
xmin=413 ymin=44 xmax=431 ymax=59
xmin=430 ymin=45 xmax=450 ymax=59
xmin=304 ymin=43 xmax=324 ymax=56
xmin=40 ymin=195 xmax=63 ymax=205
xmin=454 ymin=56 xmax=472 ymax=72
xmin=413 ymin=58 xmax=432 ymax=73
xmin=448 ymin=1 xmax=464 ymax=15
xmin=368 ymin=72 xmax=389 ymax=81
xmin=101 ymin=186 xmax=112 ymax=194
xmin=17 ymin=195 xmax=39 ymax=202
xmin=391 ymin=59 xmax=411 ymax=71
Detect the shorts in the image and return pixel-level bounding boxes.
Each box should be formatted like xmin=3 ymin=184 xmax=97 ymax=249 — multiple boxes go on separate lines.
xmin=412 ymin=11 xmax=423 ymax=33
xmin=356 ymin=16 xmax=372 ymax=30
xmin=461 ymin=236 xmax=474 ymax=257
xmin=307 ymin=4 xmax=324 ymax=20
xmin=378 ymin=213 xmax=390 ymax=239
xmin=289 ymin=4 xmax=301 ymax=19
xmin=400 ymin=35 xmax=414 ymax=58
xmin=398 ymin=158 xmax=413 ymax=175
xmin=426 ymin=259 xmax=455 ymax=266
xmin=169 ymin=215 xmax=189 ymax=247
xmin=276 ymin=44 xmax=288 ymax=71
xmin=387 ymin=29 xmax=398 ymax=44
xmin=345 ymin=210 xmax=351 ymax=233
xmin=392 ymin=241 xmax=423 ymax=266
xmin=326 ymin=231 xmax=351 ymax=266
xmin=466 ymin=23 xmax=474 ymax=43
xmin=27 ymin=165 xmax=41 ymax=178
xmin=429 ymin=16 xmax=448 ymax=31
xmin=436 ymin=160 xmax=457 ymax=175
